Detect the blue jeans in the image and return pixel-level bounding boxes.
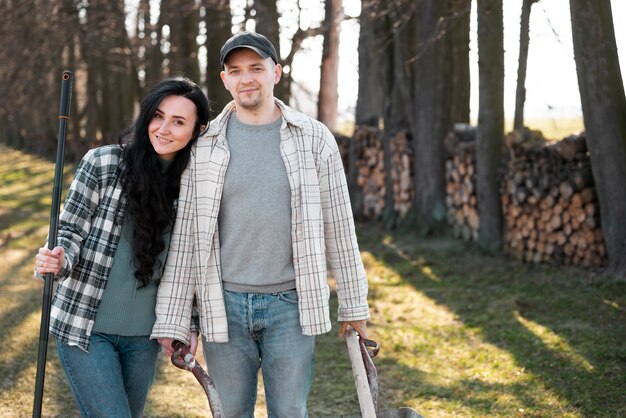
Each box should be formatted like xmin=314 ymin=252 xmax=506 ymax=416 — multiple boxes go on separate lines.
xmin=202 ymin=290 xmax=316 ymax=418
xmin=56 ymin=333 xmax=160 ymax=418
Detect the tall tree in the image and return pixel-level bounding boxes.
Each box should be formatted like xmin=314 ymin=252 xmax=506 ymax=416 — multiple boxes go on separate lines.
xmin=355 ymin=0 xmax=386 ymax=127
xmin=101 ymin=0 xmax=137 ymax=139
xmin=318 ymin=0 xmax=343 ymax=130
xmin=513 ymin=0 xmax=538 ymax=132
xmin=407 ymin=0 xmax=452 ymax=235
xmin=351 ymin=0 xmax=385 ymax=220
xmin=161 ymin=0 xmax=201 ymax=82
xmin=0 ymin=0 xmax=72 ymax=151
xmin=202 ymin=0 xmax=233 ymax=113
xmin=570 ymin=0 xmax=626 ymax=278
xmin=80 ymin=0 xmax=107 ymax=142
xmin=448 ymin=0 xmax=472 ymax=125
xmin=135 ymin=0 xmax=164 ymax=93
xmin=475 ymin=0 xmax=505 ymax=252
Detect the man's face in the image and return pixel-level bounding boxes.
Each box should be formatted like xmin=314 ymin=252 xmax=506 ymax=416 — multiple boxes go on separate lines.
xmin=220 ymin=48 xmax=282 ymax=111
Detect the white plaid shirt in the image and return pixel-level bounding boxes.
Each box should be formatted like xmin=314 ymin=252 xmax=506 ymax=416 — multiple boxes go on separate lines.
xmin=151 ymin=99 xmax=370 ymax=344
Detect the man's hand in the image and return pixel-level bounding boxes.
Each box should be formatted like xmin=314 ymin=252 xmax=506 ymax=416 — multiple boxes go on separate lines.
xmin=158 ymin=338 xmax=176 ymax=356
xmin=339 ymin=320 xmax=368 ymax=339
xmin=158 ymin=332 xmax=199 ymax=357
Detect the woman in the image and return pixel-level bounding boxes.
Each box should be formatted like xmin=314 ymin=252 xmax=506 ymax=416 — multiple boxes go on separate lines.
xmin=33 ymin=77 xmax=210 ymax=418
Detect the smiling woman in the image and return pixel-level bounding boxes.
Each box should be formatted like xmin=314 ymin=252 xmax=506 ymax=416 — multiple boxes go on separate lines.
xmin=31 ymin=77 xmax=210 ymax=418
xmin=149 ymin=95 xmax=202 ymax=161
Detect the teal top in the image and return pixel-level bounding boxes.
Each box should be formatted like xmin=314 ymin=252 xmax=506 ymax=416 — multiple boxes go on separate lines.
xmin=93 ymin=158 xmax=173 ymax=336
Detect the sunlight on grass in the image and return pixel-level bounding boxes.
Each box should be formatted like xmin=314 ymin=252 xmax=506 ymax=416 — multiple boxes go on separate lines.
xmin=2 ymin=144 xmax=624 ymax=417
xmin=514 ymin=311 xmax=594 ymax=373
xmin=602 ymin=298 xmax=623 ymax=312
xmin=420 ymin=265 xmax=440 ymax=282
xmin=360 ymin=238 xmax=592 ymax=417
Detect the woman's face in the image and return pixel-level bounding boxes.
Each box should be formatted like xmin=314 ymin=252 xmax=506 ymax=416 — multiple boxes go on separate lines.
xmin=148 ymin=95 xmax=198 ymax=160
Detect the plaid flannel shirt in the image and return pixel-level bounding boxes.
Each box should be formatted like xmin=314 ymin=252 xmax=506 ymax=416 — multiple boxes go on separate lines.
xmin=151 ymin=99 xmax=370 ymax=345
xmin=47 ymin=145 xmax=126 ymax=352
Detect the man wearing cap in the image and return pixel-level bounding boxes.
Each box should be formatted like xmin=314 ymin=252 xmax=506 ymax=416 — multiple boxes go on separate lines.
xmin=152 ymin=31 xmax=370 ymax=417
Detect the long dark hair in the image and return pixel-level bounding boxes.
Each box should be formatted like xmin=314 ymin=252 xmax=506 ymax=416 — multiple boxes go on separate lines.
xmin=119 ymin=77 xmax=210 ymax=287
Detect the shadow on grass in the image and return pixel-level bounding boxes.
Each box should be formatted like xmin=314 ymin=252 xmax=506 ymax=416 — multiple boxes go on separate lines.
xmin=357 ymin=222 xmax=626 ymax=417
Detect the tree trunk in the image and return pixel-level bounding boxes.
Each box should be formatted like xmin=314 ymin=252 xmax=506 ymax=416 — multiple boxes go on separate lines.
xmin=409 ymin=0 xmax=451 ymax=236
xmin=81 ymin=1 xmax=105 ymax=142
xmin=388 ymin=2 xmax=415 ymax=133
xmin=513 ymin=0 xmax=535 ymax=132
xmin=318 ymin=0 xmax=342 ymax=130
xmin=202 ymin=0 xmax=232 ymax=114
xmin=448 ymin=0 xmax=472 ymax=125
xmin=141 ymin=0 xmax=163 ymax=89
xmin=570 ymin=0 xmax=626 ymax=278
xmin=381 ymin=31 xmax=402 ymax=230
xmin=102 ymin=0 xmax=136 ymax=140
xmin=162 ymin=0 xmax=200 ymax=82
xmin=476 ymin=0 xmax=505 ymax=253
xmin=351 ymin=0 xmax=389 ymax=220
xmin=355 ymin=0 xmax=385 ymax=127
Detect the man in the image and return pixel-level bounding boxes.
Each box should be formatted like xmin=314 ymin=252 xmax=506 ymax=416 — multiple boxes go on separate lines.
xmin=152 ymin=31 xmax=370 ymax=417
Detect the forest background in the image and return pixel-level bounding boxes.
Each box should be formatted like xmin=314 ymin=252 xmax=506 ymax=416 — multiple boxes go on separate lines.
xmin=0 ymin=0 xmax=625 ymax=417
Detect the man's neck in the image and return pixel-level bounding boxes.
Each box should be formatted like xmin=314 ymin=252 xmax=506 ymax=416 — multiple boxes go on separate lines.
xmin=235 ymin=100 xmax=281 ymax=125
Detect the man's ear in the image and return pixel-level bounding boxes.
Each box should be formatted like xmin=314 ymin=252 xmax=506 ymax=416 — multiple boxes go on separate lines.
xmin=220 ymin=71 xmax=228 ymax=89
xmin=274 ymin=64 xmax=282 ymax=84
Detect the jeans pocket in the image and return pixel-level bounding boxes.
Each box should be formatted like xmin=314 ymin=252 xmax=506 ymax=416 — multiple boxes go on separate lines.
xmin=277 ymin=290 xmax=299 ymax=305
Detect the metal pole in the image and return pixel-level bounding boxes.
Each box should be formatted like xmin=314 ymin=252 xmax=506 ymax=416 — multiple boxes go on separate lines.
xmin=32 ymin=70 xmax=73 ymax=418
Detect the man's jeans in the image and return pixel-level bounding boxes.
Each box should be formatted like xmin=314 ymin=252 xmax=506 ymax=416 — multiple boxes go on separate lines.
xmin=56 ymin=333 xmax=160 ymax=418
xmin=203 ymin=290 xmax=316 ymax=418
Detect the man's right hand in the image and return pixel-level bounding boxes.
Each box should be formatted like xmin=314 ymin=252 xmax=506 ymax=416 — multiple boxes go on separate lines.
xmin=158 ymin=332 xmax=198 ymax=357
xmin=158 ymin=338 xmax=176 ymax=356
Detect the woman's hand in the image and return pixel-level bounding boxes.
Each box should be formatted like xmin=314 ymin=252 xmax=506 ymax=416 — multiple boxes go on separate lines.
xmin=34 ymin=246 xmax=64 ymax=278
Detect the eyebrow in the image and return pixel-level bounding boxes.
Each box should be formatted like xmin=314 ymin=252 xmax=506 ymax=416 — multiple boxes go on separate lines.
xmin=155 ymin=108 xmax=189 ymax=120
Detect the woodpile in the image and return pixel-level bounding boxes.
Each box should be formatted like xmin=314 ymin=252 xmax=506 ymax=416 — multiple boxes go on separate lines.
xmin=444 ymin=124 xmax=480 ymax=241
xmin=389 ymin=130 xmax=414 ymax=217
xmin=336 ymin=126 xmax=413 ymax=219
xmin=335 ymin=125 xmax=607 ymax=269
xmin=502 ymin=130 xmax=606 ymax=267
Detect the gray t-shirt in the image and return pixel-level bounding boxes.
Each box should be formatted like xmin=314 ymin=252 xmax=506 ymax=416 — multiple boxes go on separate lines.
xmin=218 ymin=113 xmax=296 ymax=293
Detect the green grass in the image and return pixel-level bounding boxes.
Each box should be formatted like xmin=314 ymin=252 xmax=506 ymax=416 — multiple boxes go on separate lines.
xmin=1 ymin=144 xmax=624 ymax=417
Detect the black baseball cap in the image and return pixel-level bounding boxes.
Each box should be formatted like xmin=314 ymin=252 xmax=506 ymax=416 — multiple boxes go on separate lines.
xmin=220 ymin=31 xmax=279 ymax=68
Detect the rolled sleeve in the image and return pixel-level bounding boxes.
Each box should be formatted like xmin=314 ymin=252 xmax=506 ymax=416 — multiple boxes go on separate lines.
xmin=319 ymin=132 xmax=370 ymax=322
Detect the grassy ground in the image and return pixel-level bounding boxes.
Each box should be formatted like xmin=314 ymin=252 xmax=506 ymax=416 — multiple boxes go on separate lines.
xmin=1 ymin=144 xmax=624 ymax=417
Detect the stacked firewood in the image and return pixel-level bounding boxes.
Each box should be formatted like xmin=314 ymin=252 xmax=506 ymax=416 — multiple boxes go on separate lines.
xmin=443 ymin=127 xmax=606 ymax=267
xmin=336 ymin=125 xmax=606 ymax=269
xmin=502 ymin=131 xmax=606 ymax=267
xmin=444 ymin=124 xmax=479 ymax=241
xmin=389 ymin=130 xmax=414 ymax=217
xmin=352 ymin=127 xmax=386 ymax=218
xmin=336 ymin=127 xmax=413 ymax=219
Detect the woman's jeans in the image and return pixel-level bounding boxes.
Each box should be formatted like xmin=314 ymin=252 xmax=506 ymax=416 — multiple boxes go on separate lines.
xmin=56 ymin=333 xmax=160 ymax=418
xmin=202 ymin=290 xmax=316 ymax=418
